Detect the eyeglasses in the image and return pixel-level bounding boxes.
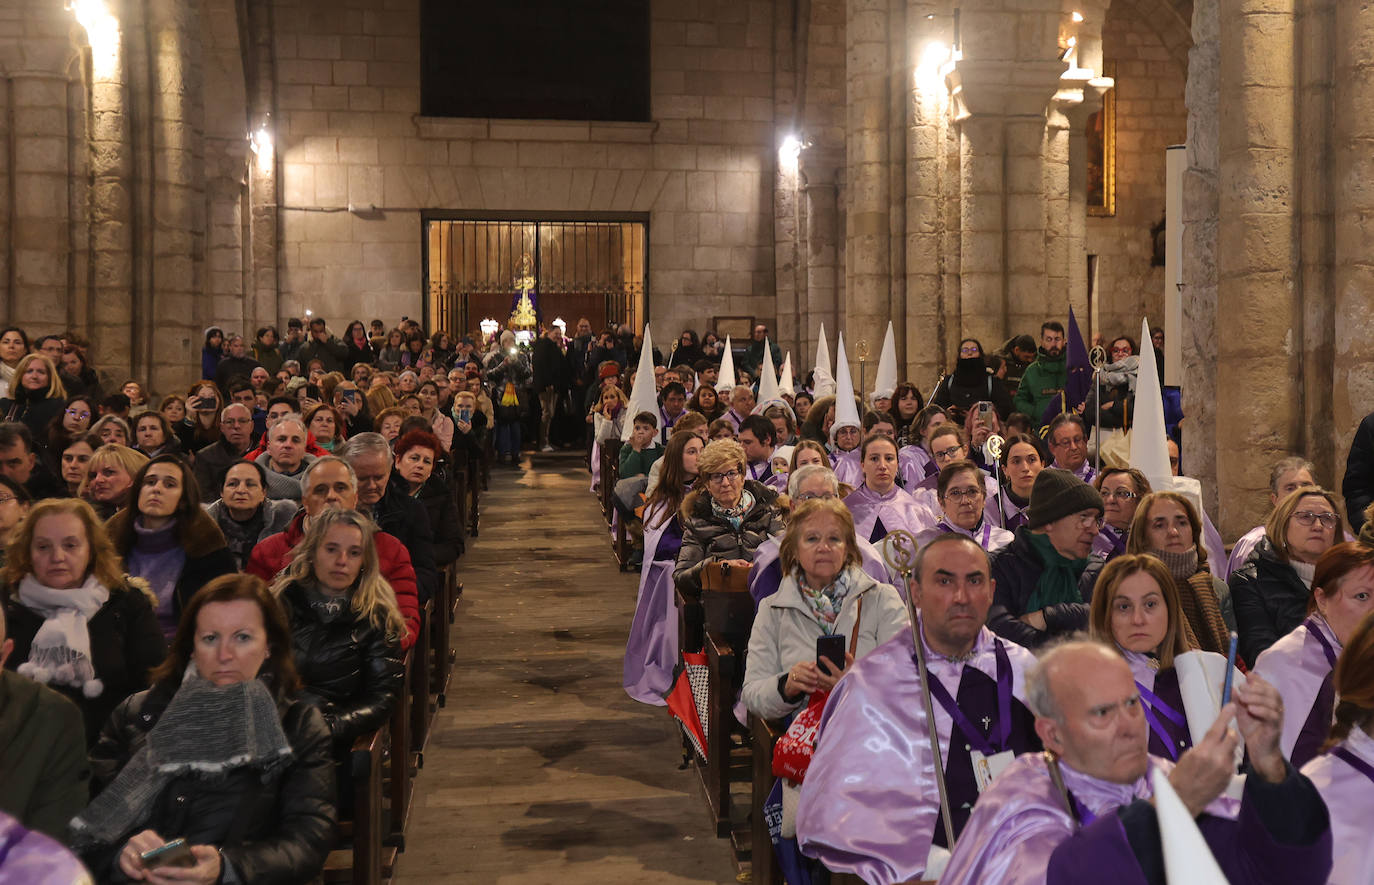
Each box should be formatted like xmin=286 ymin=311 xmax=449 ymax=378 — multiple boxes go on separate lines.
xmin=1102 ymin=489 xmax=1138 ymax=501
xmin=66 ymin=409 xmax=91 ymax=420
xmin=1072 ymin=513 xmax=1105 ymax=529
xmin=958 ymin=345 xmax=980 ymax=357
xmin=1293 ymin=510 xmax=1339 ymax=529
xmin=796 ymin=491 xmax=836 ymax=502
xmin=707 ymin=469 xmax=743 ymax=485
xmin=943 ymin=487 xmax=983 ymax=501
xmin=932 ymin=444 xmax=965 ymax=462
xmin=0 ymin=495 xmax=16 ymax=506
xmin=1051 ymin=436 xmax=1086 ymax=449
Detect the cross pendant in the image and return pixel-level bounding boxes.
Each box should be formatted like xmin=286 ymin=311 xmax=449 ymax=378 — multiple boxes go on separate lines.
xmin=981 ymin=715 xmax=992 ymax=732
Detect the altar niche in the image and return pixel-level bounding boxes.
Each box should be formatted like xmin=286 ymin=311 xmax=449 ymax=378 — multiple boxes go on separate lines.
xmin=423 ymin=215 xmax=647 ymax=337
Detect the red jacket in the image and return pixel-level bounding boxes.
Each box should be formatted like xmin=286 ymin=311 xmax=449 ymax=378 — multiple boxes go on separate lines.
xmin=246 ymin=511 xmax=420 ymax=649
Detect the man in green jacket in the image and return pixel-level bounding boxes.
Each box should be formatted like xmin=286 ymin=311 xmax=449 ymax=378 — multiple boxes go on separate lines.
xmin=0 ymin=606 xmax=90 ymax=840
xmin=1012 ymin=321 xmax=1068 ymax=423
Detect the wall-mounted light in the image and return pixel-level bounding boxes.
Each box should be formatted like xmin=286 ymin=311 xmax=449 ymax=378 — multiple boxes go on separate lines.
xmin=248 ymin=116 xmax=273 ymax=173
xmin=1071 ymin=10 xmax=1084 ymax=22
xmin=479 ymin=317 xmax=500 ymax=339
xmin=779 ymin=133 xmax=803 ymax=167
xmin=916 ymin=41 xmax=956 ymax=94
xmin=66 ymin=0 xmax=120 ymax=73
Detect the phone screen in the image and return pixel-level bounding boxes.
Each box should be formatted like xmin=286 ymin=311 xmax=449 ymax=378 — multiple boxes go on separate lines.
xmin=816 ymin=634 xmax=846 ymax=670
xmin=142 ymin=839 xmax=195 ymax=869
xmin=459 ymin=407 xmax=472 ymax=422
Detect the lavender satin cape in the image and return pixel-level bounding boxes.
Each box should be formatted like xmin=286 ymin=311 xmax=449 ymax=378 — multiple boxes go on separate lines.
xmin=939 ymin=754 xmax=1239 ymax=885
xmin=916 ymin=518 xmax=1014 ymax=553
xmin=832 ymin=448 xmax=862 ymax=488
xmin=899 ymin=445 xmax=935 ymax=488
xmin=986 ymin=487 xmax=1029 ymax=533
xmin=1253 ymin=616 xmax=1341 ymax=762
xmin=1092 ymin=523 xmax=1127 ymax=560
xmin=747 ymin=535 xmax=904 ymax=604
xmin=1301 ymin=726 xmax=1374 ymax=885
xmin=622 ymin=503 xmax=682 ymax=704
xmin=0 ymin=812 xmax=92 ymax=884
xmin=796 ymin=627 xmax=1036 ymax=885
xmin=844 ymin=483 xmax=933 ymax=542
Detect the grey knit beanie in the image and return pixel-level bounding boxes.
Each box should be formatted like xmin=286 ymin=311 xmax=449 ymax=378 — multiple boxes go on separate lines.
xmin=1026 ymin=468 xmax=1104 ymax=529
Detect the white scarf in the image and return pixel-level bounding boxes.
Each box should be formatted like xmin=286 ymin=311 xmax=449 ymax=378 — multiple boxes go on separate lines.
xmin=16 ymin=573 xmax=111 ymax=697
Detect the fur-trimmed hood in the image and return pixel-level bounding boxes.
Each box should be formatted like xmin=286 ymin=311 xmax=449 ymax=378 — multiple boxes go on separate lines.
xmin=108 ymin=505 xmax=229 ymax=560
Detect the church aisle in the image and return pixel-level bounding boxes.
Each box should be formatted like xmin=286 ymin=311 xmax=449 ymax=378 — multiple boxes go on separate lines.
xmin=395 ymin=452 xmax=740 ymax=884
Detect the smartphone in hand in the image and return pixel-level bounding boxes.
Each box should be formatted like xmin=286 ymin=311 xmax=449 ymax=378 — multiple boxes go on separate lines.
xmin=816 ymin=634 xmax=846 ymax=672
xmin=141 ymin=838 xmax=195 ymax=869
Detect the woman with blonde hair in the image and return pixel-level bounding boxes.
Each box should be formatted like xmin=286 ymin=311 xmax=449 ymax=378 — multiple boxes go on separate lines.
xmin=0 ymin=354 xmax=66 ymax=439
xmin=364 ymin=382 xmax=397 ymax=421
xmin=80 ymin=443 xmax=149 ymax=520
xmin=270 ymin=508 xmax=405 ymax=753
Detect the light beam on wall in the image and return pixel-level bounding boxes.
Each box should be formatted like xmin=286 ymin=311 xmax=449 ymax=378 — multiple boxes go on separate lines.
xmin=66 ymin=0 xmax=120 ymax=75
xmin=916 ymin=41 xmax=955 ymax=94
xmin=779 ymin=133 xmax=803 ymax=168
xmin=249 ymin=120 xmax=274 ymax=173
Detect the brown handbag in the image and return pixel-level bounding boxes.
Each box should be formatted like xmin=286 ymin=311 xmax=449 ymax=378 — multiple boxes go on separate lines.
xmin=701 ymin=560 xmax=754 ymax=643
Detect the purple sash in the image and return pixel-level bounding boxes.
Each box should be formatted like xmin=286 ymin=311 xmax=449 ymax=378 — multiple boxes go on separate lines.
xmin=1306 ymin=616 xmax=1339 ymax=668
xmin=1136 ymin=677 xmax=1190 ymax=761
xmin=1331 ymin=747 xmax=1374 ymax=786
xmin=927 ymin=639 xmax=1014 ymax=756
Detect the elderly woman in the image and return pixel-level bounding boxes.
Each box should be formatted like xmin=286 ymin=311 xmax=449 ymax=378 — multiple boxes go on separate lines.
xmin=395 ymin=429 xmax=464 ymax=567
xmin=1255 ymin=541 xmax=1374 ymax=768
xmin=1093 ymin=467 xmax=1151 ymax=561
xmin=1231 ymin=486 xmax=1342 ymax=663
xmin=1 ymin=498 xmax=166 ymax=745
xmin=1125 ymin=491 xmax=1234 ymax=656
xmin=1090 ymin=554 xmax=1240 ymax=762
xmin=108 ymin=454 xmax=236 ymax=639
xmin=742 ymin=497 xmax=908 ymax=720
xmin=132 ymin=411 xmax=180 ymax=459
xmin=843 ymin=433 xmax=932 ymax=545
xmin=0 ymin=354 xmax=65 ymax=439
xmin=90 ymin=414 xmax=132 ymax=449
xmin=1301 ymin=608 xmax=1374 ymax=885
xmin=673 ymin=438 xmax=784 ymax=599
xmin=1225 ymin=457 xmax=1320 ymax=580
xmin=304 ymin=402 xmax=345 ymax=454
xmin=80 ymin=443 xmax=149 ymax=520
xmin=916 ymin=459 xmax=1014 ymax=552
xmin=205 ymin=460 xmax=296 ymax=570
xmin=76 ymin=574 xmax=335 ymax=883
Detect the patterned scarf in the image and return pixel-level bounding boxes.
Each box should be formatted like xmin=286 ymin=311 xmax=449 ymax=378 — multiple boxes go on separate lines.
xmin=711 ymin=487 xmax=755 ymax=532
xmin=795 ymin=566 xmax=855 ymax=634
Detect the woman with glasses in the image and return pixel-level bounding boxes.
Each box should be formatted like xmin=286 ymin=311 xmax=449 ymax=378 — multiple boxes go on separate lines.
xmin=1083 ymin=336 xmax=1139 ymax=453
xmin=1256 ymin=542 xmax=1374 ymax=768
xmin=42 ymin=395 xmax=96 ymax=470
xmin=916 ymin=459 xmax=1013 ymax=552
xmin=843 ymin=433 xmax=933 ymax=545
xmin=673 ymin=438 xmax=784 ymax=600
xmin=1092 ymin=467 xmax=1151 ymax=561
xmin=1125 ymin=491 xmax=1234 ymax=656
xmin=929 ymin=338 xmax=1013 ymax=422
xmin=909 ymin=423 xmax=999 ymax=514
xmin=1231 ymin=486 xmax=1342 ymax=664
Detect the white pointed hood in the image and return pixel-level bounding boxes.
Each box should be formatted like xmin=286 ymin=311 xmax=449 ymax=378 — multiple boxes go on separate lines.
xmin=1129 ymin=317 xmax=1203 ymax=511
xmin=623 ymin=325 xmax=660 ymax=442
xmin=1150 ymin=767 xmax=1229 ymax=885
xmin=813 ymin=325 xmax=836 ymax=398
xmin=831 ymin=333 xmax=861 ymax=439
xmin=757 ymin=338 xmax=780 ymax=404
xmin=715 ymin=335 xmax=736 ymax=394
xmin=779 ymin=353 xmax=795 ymax=397
xmin=870 ymin=321 xmax=898 ymax=404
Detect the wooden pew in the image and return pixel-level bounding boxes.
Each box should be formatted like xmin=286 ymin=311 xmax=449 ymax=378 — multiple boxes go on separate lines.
xmin=322 ymin=725 xmax=390 ymax=885
xmin=431 ymin=566 xmax=457 ymax=706
xmin=749 ymin=714 xmax=785 ymax=885
xmin=384 ymin=647 xmax=413 ymax=856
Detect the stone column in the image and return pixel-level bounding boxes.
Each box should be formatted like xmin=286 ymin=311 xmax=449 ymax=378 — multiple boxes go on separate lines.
xmin=802 ymin=150 xmax=842 ymax=360
xmin=244 ymin=0 xmax=280 ymax=333
xmin=1215 ymin=0 xmax=1299 ymax=538
xmin=1054 ymin=77 xmax=1104 ymax=326
xmin=845 ymin=0 xmax=892 ymax=381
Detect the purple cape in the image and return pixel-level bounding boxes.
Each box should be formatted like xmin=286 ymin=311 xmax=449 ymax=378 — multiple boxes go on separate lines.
xmin=844 ymin=483 xmax=934 ymax=543
xmin=1092 ymin=523 xmax=1127 ymax=560
xmin=0 ymin=811 xmax=91 ymax=884
xmin=899 ymin=444 xmax=935 ymax=488
xmin=796 ymin=627 xmax=1038 ymax=884
xmin=1301 ymin=726 xmax=1374 ymax=885
xmin=747 ymin=535 xmax=904 ymax=606
xmin=916 ymin=518 xmax=1014 ymax=553
xmin=833 ymin=448 xmax=862 ymax=487
xmin=622 ymin=505 xmax=683 ymax=705
xmin=1253 ymin=615 xmax=1340 ymax=764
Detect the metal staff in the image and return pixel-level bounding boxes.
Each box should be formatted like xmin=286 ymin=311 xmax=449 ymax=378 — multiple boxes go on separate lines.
xmin=985 ymin=434 xmax=1006 ymax=529
xmin=1089 ymin=345 xmax=1106 ymax=473
xmin=883 ymin=529 xmax=957 ymax=851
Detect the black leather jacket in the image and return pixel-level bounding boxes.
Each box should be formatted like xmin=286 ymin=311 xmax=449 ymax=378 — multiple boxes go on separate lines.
xmin=988 ymin=526 xmax=1105 ymax=649
xmin=673 ymin=480 xmax=785 ymax=598
xmin=1229 ymin=537 xmax=1311 ymax=665
xmin=279 ymin=580 xmax=405 ymax=750
xmin=87 ymin=680 xmax=336 ymax=884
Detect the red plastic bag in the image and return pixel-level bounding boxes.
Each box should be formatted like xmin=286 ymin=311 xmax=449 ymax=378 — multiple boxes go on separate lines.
xmin=771 ymin=690 xmax=830 ymax=783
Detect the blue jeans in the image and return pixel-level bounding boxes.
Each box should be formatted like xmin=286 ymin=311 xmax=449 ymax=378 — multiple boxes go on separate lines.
xmin=495 ymin=421 xmax=521 ymax=457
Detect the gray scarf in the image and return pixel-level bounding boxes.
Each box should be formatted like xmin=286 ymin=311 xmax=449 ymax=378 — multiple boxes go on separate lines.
xmin=69 ymin=665 xmax=293 ymax=849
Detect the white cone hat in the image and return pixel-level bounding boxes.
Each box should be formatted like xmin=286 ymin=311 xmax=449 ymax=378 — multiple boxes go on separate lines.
xmin=757 ymin=338 xmax=780 ymax=405
xmin=715 ymin=335 xmax=736 ymax=393
xmin=832 ymin=333 xmax=861 ymax=438
xmin=779 ymin=352 xmax=795 ymax=397
xmin=1129 ymin=318 xmax=1203 ymax=509
xmin=871 ymin=321 xmax=898 ymax=404
xmin=623 ymin=325 xmax=660 ymax=442
xmin=1150 ymin=767 xmax=1229 ymax=885
xmin=813 ymin=325 xmax=836 ymax=398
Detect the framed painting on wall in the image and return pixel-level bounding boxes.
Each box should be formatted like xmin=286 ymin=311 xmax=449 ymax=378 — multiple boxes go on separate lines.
xmin=1087 ymin=64 xmax=1116 ymax=217
xmin=713 ymin=316 xmax=755 ymax=341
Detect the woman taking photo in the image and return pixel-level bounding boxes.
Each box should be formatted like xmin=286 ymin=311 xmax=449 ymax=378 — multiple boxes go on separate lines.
xmin=205 ymin=461 xmax=296 ymax=570
xmin=1231 ymin=486 xmax=1342 ymax=663
xmin=1 ymin=498 xmax=165 ymax=744
xmin=0 ymin=354 xmax=65 ymax=439
xmin=108 ymin=454 xmax=236 ymax=639
xmin=182 ymin=380 xmax=225 ymax=451
xmin=75 ymin=574 xmax=336 ymax=883
xmin=1255 ymin=541 xmax=1374 ymax=768
xmin=1126 ymin=491 xmax=1234 ymax=655
xmin=271 ymin=509 xmax=405 ymax=753
xmin=395 ymin=429 xmax=464 ymax=567
xmin=843 ymin=434 xmax=930 ymax=544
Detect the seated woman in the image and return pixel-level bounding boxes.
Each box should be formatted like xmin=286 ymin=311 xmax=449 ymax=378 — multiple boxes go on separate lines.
xmin=80 ymin=443 xmax=148 ymax=520
xmin=395 ymin=429 xmax=464 ymax=567
xmin=798 ymin=395 xmax=835 ymax=445
xmin=270 ymin=509 xmax=405 ymax=755
xmin=373 ymin=405 xmax=408 ymax=445
xmin=1255 ymin=541 xmax=1374 ymax=768
xmin=673 ymin=438 xmax=784 ymax=602
xmin=842 ymin=433 xmax=933 ymax=545
xmin=1126 ymin=491 xmax=1234 ymax=655
xmin=205 ymin=460 xmax=296 ymax=570
xmin=181 ymin=380 xmax=225 ymax=452
xmin=890 ymin=382 xmax=925 ymax=448
xmin=590 ymin=385 xmax=628 ymax=444
xmin=43 ymin=394 xmax=95 ymax=462
xmin=1090 ymin=554 xmax=1240 ymax=762
xmin=132 ymin=411 xmax=180 ymax=459
xmin=916 ymin=459 xmax=1014 ymax=552
xmin=986 ymin=433 xmax=1046 ymax=531
xmin=56 ymin=434 xmax=95 ymax=498
xmin=1 ymin=498 xmax=166 ymax=745
xmin=1231 ymin=486 xmax=1341 ymax=663
xmin=897 ymin=404 xmax=948 ymax=487
xmin=75 ymin=574 xmax=336 ymax=883
xmin=1225 ymin=457 xmax=1318 ymax=580
xmin=0 ymin=476 xmax=31 ymax=570
xmin=108 ymin=454 xmax=236 ymax=639
xmin=416 ymin=380 xmax=454 ymax=452
xmin=624 ymin=430 xmax=704 ymax=704
xmin=90 ymin=414 xmax=131 ymax=449
xmin=909 ymin=423 xmax=999 ymax=514
xmin=305 ymin=402 xmax=345 ymax=453
xmin=1300 ymin=607 xmax=1374 ymax=885
xmin=448 ymin=390 xmax=489 ymax=463
xmin=0 ymin=354 xmax=65 ymax=441
xmin=1093 ymin=467 xmax=1151 ymax=560
xmin=742 ymin=497 xmax=909 ymax=721
xmin=644 ymin=413 xmax=707 ymax=497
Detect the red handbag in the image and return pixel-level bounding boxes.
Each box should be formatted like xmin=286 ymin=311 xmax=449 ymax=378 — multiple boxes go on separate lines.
xmin=770 ymin=598 xmax=862 ymax=783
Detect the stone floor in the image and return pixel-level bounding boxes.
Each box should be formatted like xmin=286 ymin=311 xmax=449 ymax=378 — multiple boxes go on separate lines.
xmin=394 ymin=452 xmax=740 ymax=885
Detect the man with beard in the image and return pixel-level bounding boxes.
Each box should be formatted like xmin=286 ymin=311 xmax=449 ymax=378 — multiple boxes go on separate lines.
xmin=1013 ymin=322 xmax=1067 ymax=422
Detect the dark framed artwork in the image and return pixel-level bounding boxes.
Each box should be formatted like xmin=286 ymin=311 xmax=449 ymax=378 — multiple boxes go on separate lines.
xmin=1087 ymin=65 xmax=1116 ymax=217
xmin=713 ymin=316 xmax=755 ymax=341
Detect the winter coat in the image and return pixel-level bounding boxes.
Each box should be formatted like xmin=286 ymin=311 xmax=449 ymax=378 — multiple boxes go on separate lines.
xmin=369 ymin=478 xmax=439 ymax=605
xmin=1341 ymin=409 xmax=1374 ymax=531
xmin=252 ymin=341 xmax=284 ymax=376
xmin=108 ymin=507 xmax=237 ymax=627
xmin=246 ymin=511 xmax=420 ymax=650
xmin=531 ymin=337 xmax=572 ymax=391
xmin=1229 ymin=537 xmax=1312 ymax=666
xmin=343 ymin=338 xmax=375 ymax=372
xmin=204 ymin=498 xmax=298 ymax=570
xmin=411 ymin=477 xmax=463 ymax=567
xmin=673 ymin=480 xmax=785 ymax=598
xmin=201 ymin=347 xmax=222 ymax=381
xmin=87 ymin=680 xmax=336 ymax=884
xmin=297 ymin=335 xmax=349 ymax=374
xmin=930 ymin=367 xmax=1015 ymax=421
xmin=192 ymin=437 xmax=253 ymax=496
xmin=742 ymin=566 xmax=910 ymax=720
xmin=987 ymin=526 xmax=1105 ymax=649
xmin=0 ymin=391 xmax=63 ymax=445
xmin=215 ymin=355 xmax=262 ymax=395
xmin=2 ymin=580 xmax=167 ymax=746
xmin=277 ymin=580 xmax=405 ymax=750
xmin=0 ymin=670 xmax=89 ymax=840
xmin=1012 ymin=349 xmax=1068 ymax=421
